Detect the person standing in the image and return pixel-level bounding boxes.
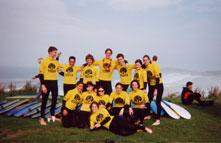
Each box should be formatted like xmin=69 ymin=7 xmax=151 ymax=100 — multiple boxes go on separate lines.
xmin=133 ymin=59 xmax=147 ymax=90
xmin=39 ymin=46 xmax=62 ymax=125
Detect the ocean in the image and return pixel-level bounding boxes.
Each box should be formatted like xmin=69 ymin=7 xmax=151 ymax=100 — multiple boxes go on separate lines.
xmin=0 ymin=66 xmax=221 ymax=97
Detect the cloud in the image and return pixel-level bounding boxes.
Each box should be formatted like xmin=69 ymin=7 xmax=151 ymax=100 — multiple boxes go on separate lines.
xmin=106 ymin=0 xmax=183 ymax=12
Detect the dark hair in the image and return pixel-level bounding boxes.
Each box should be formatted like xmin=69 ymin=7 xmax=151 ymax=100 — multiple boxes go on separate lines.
xmin=153 ymin=56 xmax=158 ymax=61
xmin=69 ymin=56 xmax=76 ymax=61
xmin=76 ymin=81 xmax=84 ymax=86
xmin=135 ymin=59 xmax=142 ymax=65
xmin=116 ymin=53 xmax=124 ymax=59
xmin=130 ymin=80 xmax=140 ymax=89
xmin=86 ymin=81 xmax=94 ymax=88
xmin=85 ymin=54 xmax=95 ymax=62
xmin=105 ymin=48 xmax=113 ymax=54
xmin=115 ymin=82 xmax=123 ymax=88
xmin=48 ymin=46 xmax=57 ymax=53
xmin=143 ymin=55 xmax=152 ymax=64
xmin=97 ymin=86 xmax=106 ymax=96
xmin=186 ymin=81 xmax=193 ymax=87
xmin=90 ymin=101 xmax=100 ymax=114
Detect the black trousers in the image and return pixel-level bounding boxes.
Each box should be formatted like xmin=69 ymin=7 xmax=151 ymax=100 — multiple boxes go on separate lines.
xmin=62 ymin=109 xmax=77 ymax=128
xmin=78 ymin=111 xmax=90 ymax=128
xmin=109 ymin=107 xmax=122 ymax=116
xmin=132 ymin=108 xmax=149 ymax=124
xmin=155 ymin=84 xmax=164 ymax=119
xmin=98 ymin=80 xmax=112 ymax=95
xmin=109 ymin=116 xmax=145 ymax=136
xmin=122 ymin=84 xmax=129 ymax=92
xmin=63 ymin=84 xmax=76 ymax=96
xmin=41 ymin=80 xmax=58 ymax=118
xmin=148 ymin=85 xmax=156 ymax=102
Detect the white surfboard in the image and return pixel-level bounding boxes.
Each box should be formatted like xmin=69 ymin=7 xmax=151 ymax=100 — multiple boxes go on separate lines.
xmin=161 ymin=102 xmax=180 ymax=119
xmin=162 ymin=100 xmax=191 ymax=119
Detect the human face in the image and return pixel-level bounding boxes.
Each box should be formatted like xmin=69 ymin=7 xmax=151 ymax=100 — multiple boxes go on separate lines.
xmin=91 ymin=103 xmax=99 ymax=113
xmin=143 ymin=57 xmax=150 ymax=66
xmin=117 ymin=57 xmax=124 ymax=65
xmin=98 ymin=88 xmax=105 ymax=96
xmin=187 ymin=85 xmax=193 ymax=90
xmin=116 ymin=85 xmax=123 ymax=94
xmin=135 ymin=62 xmax=141 ymax=70
xmin=132 ymin=82 xmax=138 ymax=91
xmin=105 ymin=51 xmax=112 ymax=59
xmin=87 ymin=58 xmax=93 ymax=66
xmin=87 ymin=85 xmax=94 ymax=92
xmin=69 ymin=59 xmax=75 ymax=67
xmin=77 ymin=84 xmax=84 ymax=92
xmin=49 ymin=50 xmax=57 ymax=59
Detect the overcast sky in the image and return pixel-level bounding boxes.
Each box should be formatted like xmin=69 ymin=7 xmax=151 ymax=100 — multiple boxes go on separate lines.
xmin=0 ymin=0 xmax=221 ymax=71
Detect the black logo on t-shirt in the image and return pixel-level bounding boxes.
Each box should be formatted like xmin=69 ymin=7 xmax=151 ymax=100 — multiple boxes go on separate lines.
xmin=120 ymin=67 xmax=128 ymax=77
xmin=48 ymin=63 xmax=56 ymax=72
xmin=86 ymin=95 xmax=94 ymax=103
xmin=85 ymin=69 xmax=93 ymax=78
xmin=134 ymin=95 xmax=142 ymax=104
xmin=115 ymin=97 xmax=124 ymax=104
xmin=66 ymin=67 xmax=73 ymax=73
xmin=74 ymin=94 xmax=80 ymax=101
xmin=98 ymin=100 xmax=106 ymax=105
xmin=134 ymin=73 xmax=139 ymax=79
xmin=96 ymin=113 xmax=104 ymax=122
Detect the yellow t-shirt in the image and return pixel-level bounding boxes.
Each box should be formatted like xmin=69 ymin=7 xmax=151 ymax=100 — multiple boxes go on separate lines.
xmin=152 ymin=61 xmax=163 ymax=84
xmin=81 ymin=91 xmax=97 ymax=112
xmin=96 ymin=94 xmax=109 ymax=106
xmin=143 ymin=64 xmax=157 ymax=86
xmin=60 ymin=64 xmax=81 ymax=85
xmin=39 ymin=56 xmax=62 ymax=80
xmin=129 ymin=89 xmax=149 ymax=108
xmin=115 ymin=63 xmax=135 ymax=85
xmin=80 ymin=65 xmax=99 ymax=85
xmin=133 ymin=68 xmax=147 ymax=89
xmin=109 ymin=91 xmax=130 ymax=108
xmin=90 ymin=108 xmax=114 ymax=129
xmin=63 ymin=88 xmax=83 ymax=110
xmin=94 ymin=58 xmax=117 ymax=81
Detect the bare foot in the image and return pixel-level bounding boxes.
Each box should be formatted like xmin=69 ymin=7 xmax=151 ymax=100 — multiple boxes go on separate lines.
xmin=145 ymin=127 xmax=153 ymax=134
xmin=144 ymin=116 xmax=151 ymax=120
xmin=40 ymin=118 xmax=47 ymax=126
xmin=152 ymin=120 xmax=160 ymax=126
xmin=137 ymin=129 xmax=143 ymax=132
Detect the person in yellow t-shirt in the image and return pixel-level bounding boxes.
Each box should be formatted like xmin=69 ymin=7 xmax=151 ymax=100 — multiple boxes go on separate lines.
xmin=107 ymin=83 xmax=130 ymax=116
xmin=96 ymin=86 xmax=109 ymax=108
xmin=151 ymin=56 xmax=164 ymax=126
xmin=115 ymin=53 xmax=135 ymax=91
xmin=58 ymin=56 xmax=82 ymax=96
xmin=80 ymin=54 xmax=99 ymax=91
xmin=78 ymin=82 xmax=97 ymax=128
xmin=93 ymin=48 xmax=118 ymax=95
xmin=142 ymin=55 xmax=157 ymax=102
xmin=89 ymin=101 xmax=152 ymax=136
xmin=128 ymin=80 xmax=150 ymax=125
xmin=39 ymin=46 xmax=62 ymax=126
xmin=133 ymin=59 xmax=147 ymax=90
xmin=62 ymin=81 xmax=84 ymax=128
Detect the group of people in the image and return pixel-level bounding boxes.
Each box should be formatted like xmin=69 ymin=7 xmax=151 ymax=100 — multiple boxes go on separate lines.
xmin=34 ymin=46 xmax=165 ymax=136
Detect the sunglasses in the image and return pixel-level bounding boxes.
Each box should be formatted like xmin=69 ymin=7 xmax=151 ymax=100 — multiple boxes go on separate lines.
xmin=98 ymin=90 xmax=104 ymax=92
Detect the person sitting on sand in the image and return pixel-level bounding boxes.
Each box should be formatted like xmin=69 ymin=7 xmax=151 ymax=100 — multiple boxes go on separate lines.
xmin=181 ymin=81 xmax=204 ymax=105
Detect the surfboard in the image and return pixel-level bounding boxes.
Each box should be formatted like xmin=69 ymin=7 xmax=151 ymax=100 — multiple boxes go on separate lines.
xmin=45 ymin=106 xmax=62 ymax=118
xmin=4 ymin=101 xmax=37 ymax=116
xmin=0 ymin=99 xmax=29 ymax=114
xmin=0 ymin=99 xmax=20 ymax=110
xmin=0 ymin=100 xmax=8 ymax=106
xmin=6 ymin=95 xmax=60 ymax=99
xmin=31 ymin=103 xmax=62 ymax=118
xmin=150 ymin=100 xmax=165 ymax=115
xmin=14 ymin=102 xmax=41 ymax=117
xmin=162 ymin=100 xmax=191 ymax=119
xmin=161 ymin=101 xmax=180 ymax=119
xmin=24 ymin=102 xmax=51 ymax=117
